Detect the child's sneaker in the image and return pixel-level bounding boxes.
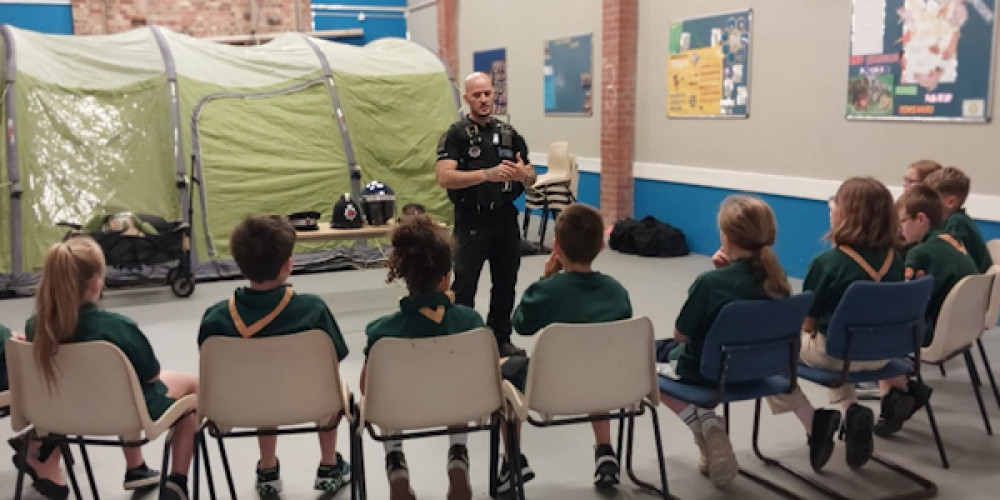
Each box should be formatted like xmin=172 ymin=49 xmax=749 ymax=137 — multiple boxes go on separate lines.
xmin=385 ymin=450 xmax=415 ymax=500
xmin=843 ymin=403 xmax=875 ymax=469
xmin=497 ymin=453 xmax=535 ymax=494
xmin=123 ymin=462 xmax=161 ymax=490
xmin=255 ymin=460 xmax=282 ymax=496
xmin=447 ymin=444 xmax=472 ymax=500
xmin=160 ymin=473 xmax=189 ymax=500
xmin=593 ymin=444 xmax=619 ymax=488
xmin=314 ymin=453 xmax=351 ymax=493
xmin=701 ymin=415 xmax=738 ymax=487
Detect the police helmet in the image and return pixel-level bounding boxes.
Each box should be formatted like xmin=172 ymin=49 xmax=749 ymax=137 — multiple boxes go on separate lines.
xmin=331 ymin=193 xmax=364 ymax=229
xmin=361 ymin=180 xmax=396 ymax=226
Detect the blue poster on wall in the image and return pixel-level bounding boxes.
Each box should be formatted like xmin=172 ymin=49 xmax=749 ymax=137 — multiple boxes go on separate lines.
xmin=473 ymin=48 xmax=508 ymax=115
xmin=544 ymin=34 xmax=593 ymax=115
xmin=848 ymin=0 xmax=996 ymax=121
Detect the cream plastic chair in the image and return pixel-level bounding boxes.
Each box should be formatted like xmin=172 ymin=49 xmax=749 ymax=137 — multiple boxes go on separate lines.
xmin=357 ymin=327 xmax=521 ymax=500
xmin=986 ymin=265 xmax=1000 ymax=330
xmin=921 ymin=274 xmax=997 ymax=437
xmin=0 ymin=389 xmax=10 ymax=417
xmin=523 ymin=141 xmax=579 ymax=247
xmin=987 ymin=239 xmax=1000 ymax=266
xmin=502 ymin=317 xmax=670 ymax=499
xmin=6 ymin=339 xmax=197 ymax=500
xmin=196 ymin=329 xmax=357 ymax=500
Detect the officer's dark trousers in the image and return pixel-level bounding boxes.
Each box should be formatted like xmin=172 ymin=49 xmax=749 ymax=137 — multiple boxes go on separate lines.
xmin=452 ymin=207 xmax=521 ymax=345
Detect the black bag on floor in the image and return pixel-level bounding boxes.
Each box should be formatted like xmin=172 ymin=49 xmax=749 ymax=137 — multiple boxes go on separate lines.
xmin=609 ymin=216 xmax=689 ymax=257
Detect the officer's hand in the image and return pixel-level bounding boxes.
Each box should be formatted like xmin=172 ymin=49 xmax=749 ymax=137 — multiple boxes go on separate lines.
xmin=503 ymin=153 xmax=533 ymax=182
xmin=484 ymin=164 xmax=516 ymax=183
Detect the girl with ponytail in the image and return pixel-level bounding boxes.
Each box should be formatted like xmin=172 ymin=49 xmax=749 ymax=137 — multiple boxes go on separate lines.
xmin=20 ymin=236 xmax=199 ymax=500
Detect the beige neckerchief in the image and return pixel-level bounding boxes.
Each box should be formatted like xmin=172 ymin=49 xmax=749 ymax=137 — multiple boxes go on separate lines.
xmin=228 ymin=286 xmax=294 ymax=338
xmin=838 ymin=245 xmax=893 ymax=282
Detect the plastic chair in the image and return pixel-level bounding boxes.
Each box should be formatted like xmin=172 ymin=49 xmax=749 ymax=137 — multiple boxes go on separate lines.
xmin=985 ymin=265 xmax=1000 ymax=330
xmin=789 ymin=278 xmax=937 ymax=499
xmin=658 ymin=293 xmax=812 ymax=498
xmin=504 ymin=317 xmax=671 ymax=498
xmin=195 ymin=330 xmax=358 ymax=500
xmin=0 ymin=389 xmax=10 ymax=418
xmin=987 ymin=238 xmax=1000 ymax=267
xmin=523 ymin=141 xmax=578 ymax=247
xmin=920 ymin=274 xmax=998 ymax=446
xmin=6 ymin=339 xmax=198 ymax=500
xmin=356 ymin=327 xmax=520 ymax=500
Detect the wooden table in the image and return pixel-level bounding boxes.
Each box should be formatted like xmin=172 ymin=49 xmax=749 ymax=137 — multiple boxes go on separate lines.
xmin=294 ymin=222 xmax=395 ymax=242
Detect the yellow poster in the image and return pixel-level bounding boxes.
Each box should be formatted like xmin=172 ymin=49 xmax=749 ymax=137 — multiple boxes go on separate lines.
xmin=667 ymin=46 xmax=725 ymax=116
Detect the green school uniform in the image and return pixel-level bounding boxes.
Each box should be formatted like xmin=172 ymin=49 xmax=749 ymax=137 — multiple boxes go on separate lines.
xmin=943 ymin=209 xmax=993 ymax=273
xmin=364 ymin=291 xmax=485 ymax=356
xmin=803 ymin=247 xmax=904 ymax=334
xmin=198 ymin=284 xmax=349 ymax=361
xmin=1 ymin=323 xmax=10 ymax=391
xmin=673 ymin=259 xmax=770 ymax=385
xmin=905 ymin=228 xmax=980 ymax=338
xmin=25 ymin=304 xmax=174 ymax=419
xmin=512 ymin=271 xmax=632 ymax=336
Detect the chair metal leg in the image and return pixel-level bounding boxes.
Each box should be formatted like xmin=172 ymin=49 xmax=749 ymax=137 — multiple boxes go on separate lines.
xmin=489 ymin=422 xmax=499 ymax=498
xmin=977 ymin=338 xmax=1000 ymax=409
xmin=964 ymin=351 xmax=993 ymax=435
xmin=215 ymin=436 xmax=238 ymax=500
xmin=939 ymin=364 xmax=947 ymax=377
xmin=200 ymin=428 xmax=218 ymax=500
xmin=646 ymin=403 xmax=673 ymax=499
xmin=615 ymin=412 xmax=626 ymax=465
xmin=76 ymin=439 xmax=99 ymax=498
xmin=744 ymin=399 xmax=835 ymax=499
xmin=193 ymin=430 xmax=201 ymax=500
xmin=505 ymin=417 xmax=525 ymax=500
xmin=348 ymin=417 xmax=362 ymax=500
xmin=159 ymin=429 xmax=175 ymax=500
xmin=917 ymin=373 xmax=950 ymax=469
xmin=724 ymin=402 xmax=731 ymax=434
xmin=61 ymin=443 xmax=86 ymax=500
xmin=521 ymin=208 xmax=531 ymax=239
xmin=14 ymin=441 xmax=28 ymax=500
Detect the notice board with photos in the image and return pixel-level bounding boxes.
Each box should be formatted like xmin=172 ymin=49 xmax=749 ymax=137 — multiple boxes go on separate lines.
xmin=544 ymin=34 xmax=593 ymax=115
xmin=667 ymin=9 xmax=752 ymax=118
xmin=848 ymin=0 xmax=996 ymax=121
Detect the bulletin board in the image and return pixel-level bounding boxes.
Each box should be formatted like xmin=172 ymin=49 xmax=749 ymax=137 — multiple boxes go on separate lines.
xmin=847 ymin=0 xmax=996 ymax=122
xmin=543 ymin=34 xmax=593 ymax=115
xmin=473 ymin=48 xmax=508 ymax=115
xmin=667 ymin=10 xmax=752 ymax=118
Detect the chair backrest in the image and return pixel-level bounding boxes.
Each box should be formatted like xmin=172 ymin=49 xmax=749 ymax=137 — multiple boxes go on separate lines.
xmin=524 ymin=317 xmax=656 ymax=418
xmin=986 ymin=265 xmax=1000 ymax=330
xmin=987 ymin=239 xmax=1000 ymax=267
xmin=699 ymin=293 xmax=813 ymax=384
xmin=824 ymin=277 xmax=933 ymax=362
xmin=922 ymin=274 xmax=995 ymax=363
xmin=199 ymin=330 xmax=346 ymax=430
xmin=546 ymin=141 xmax=573 ymax=178
xmin=363 ymin=328 xmax=502 ymax=431
xmin=6 ymin=339 xmax=151 ymax=436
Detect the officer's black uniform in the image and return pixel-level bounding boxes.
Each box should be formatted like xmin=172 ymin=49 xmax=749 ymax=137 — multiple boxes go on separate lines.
xmin=437 ymin=115 xmax=530 ymax=348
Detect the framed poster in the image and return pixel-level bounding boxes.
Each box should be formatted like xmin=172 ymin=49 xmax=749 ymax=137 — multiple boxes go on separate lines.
xmin=848 ymin=0 xmax=996 ymax=122
xmin=473 ymin=48 xmax=508 ymax=115
xmin=667 ymin=10 xmax=752 ymax=118
xmin=544 ymin=34 xmax=593 ymax=115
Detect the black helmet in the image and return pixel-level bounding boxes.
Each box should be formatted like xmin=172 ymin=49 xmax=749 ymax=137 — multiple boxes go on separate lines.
xmin=332 ymin=193 xmax=363 ymax=229
xmin=361 ymin=180 xmax=396 ymax=226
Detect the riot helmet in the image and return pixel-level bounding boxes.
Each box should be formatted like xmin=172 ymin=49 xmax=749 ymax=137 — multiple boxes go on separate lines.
xmin=361 ymin=180 xmax=396 ymax=226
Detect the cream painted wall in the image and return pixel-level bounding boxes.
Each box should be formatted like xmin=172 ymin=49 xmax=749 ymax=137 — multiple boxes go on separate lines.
xmin=457 ymin=0 xmax=603 ymax=159
xmin=406 ymin=0 xmax=438 ymax=54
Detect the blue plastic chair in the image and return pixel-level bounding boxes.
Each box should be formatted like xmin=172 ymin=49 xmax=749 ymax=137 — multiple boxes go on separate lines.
xmin=658 ymin=292 xmax=813 ymax=498
xmin=774 ymin=277 xmax=937 ymax=499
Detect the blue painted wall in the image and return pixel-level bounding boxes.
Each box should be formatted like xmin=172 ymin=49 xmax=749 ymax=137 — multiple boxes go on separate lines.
xmin=0 ymin=4 xmax=73 ymax=34
xmin=312 ymin=0 xmax=406 ymax=46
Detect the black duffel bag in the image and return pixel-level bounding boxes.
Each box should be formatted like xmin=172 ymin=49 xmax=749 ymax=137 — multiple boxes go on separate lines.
xmin=609 ymin=216 xmax=689 ymax=257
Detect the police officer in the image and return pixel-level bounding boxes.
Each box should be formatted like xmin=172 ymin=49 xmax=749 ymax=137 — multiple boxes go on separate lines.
xmin=437 ymin=72 xmax=537 ymax=357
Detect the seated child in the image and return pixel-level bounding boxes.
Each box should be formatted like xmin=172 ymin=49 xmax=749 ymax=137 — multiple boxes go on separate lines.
xmin=659 ymin=195 xmax=788 ymax=486
xmin=903 ymin=159 xmax=942 ymax=191
xmin=511 ymin=203 xmax=630 ymax=489
xmin=198 ymin=215 xmax=350 ymax=496
xmin=362 ymin=214 xmax=529 ymax=500
xmin=23 ymin=236 xmax=198 ymax=500
xmin=923 ymin=166 xmax=993 ymax=272
xmin=874 ymin=184 xmax=980 ymax=436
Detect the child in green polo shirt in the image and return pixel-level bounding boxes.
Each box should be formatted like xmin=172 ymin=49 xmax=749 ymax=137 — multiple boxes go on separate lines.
xmin=362 ymin=214 xmax=530 ymax=500
xmin=923 ymin=166 xmax=993 ymax=272
xmin=23 ymin=236 xmax=198 ymax=500
xmin=902 ymin=159 xmax=941 ymax=191
xmin=198 ymin=215 xmax=350 ymax=497
xmin=511 ymin=203 xmax=631 ymax=490
xmin=873 ymin=184 xmax=980 ymax=437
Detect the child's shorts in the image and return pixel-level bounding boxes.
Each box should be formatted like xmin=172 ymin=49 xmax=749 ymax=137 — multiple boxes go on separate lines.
xmin=501 ymin=355 xmax=529 ymax=392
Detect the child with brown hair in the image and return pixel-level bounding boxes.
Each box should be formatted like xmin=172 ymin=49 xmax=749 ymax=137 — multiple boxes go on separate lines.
xmin=903 ymin=159 xmax=942 ymax=191
xmin=923 ymin=166 xmax=993 ymax=272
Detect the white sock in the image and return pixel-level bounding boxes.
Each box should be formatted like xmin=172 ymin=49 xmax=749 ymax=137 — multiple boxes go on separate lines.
xmin=449 ymin=433 xmax=468 ymax=447
xmin=383 ymin=440 xmax=403 ymax=455
xmin=697 ymin=408 xmax=721 ymax=431
xmin=678 ymin=405 xmax=701 ymax=435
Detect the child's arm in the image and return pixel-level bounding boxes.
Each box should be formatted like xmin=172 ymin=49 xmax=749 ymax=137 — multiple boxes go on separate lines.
xmin=673 ymin=328 xmax=689 ymax=343
xmin=711 ymin=248 xmax=731 ymax=269
xmin=543 ymin=252 xmax=563 ymax=278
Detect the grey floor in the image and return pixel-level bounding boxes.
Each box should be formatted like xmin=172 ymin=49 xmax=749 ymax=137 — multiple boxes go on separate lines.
xmin=3 ymin=231 xmax=1000 ymax=499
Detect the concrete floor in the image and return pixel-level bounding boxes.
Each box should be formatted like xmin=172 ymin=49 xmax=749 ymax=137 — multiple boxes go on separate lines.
xmin=3 ymin=238 xmax=1000 ymax=499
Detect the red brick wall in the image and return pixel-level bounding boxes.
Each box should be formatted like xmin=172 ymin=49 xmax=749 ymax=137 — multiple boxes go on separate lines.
xmin=599 ymin=0 xmax=637 ymax=224
xmin=71 ymin=0 xmax=311 ymax=37
xmin=436 ymin=0 xmax=458 ymax=77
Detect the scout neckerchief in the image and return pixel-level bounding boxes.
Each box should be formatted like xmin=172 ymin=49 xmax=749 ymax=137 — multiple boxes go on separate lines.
xmin=838 ymin=246 xmax=894 ymax=282
xmin=937 ymin=233 xmax=968 ymax=255
xmin=418 ymin=290 xmax=456 ymax=324
xmin=228 ymin=286 xmax=294 ymax=338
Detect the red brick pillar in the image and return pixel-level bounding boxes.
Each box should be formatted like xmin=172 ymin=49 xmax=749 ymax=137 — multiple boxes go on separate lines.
xmin=600 ymin=0 xmax=637 ymax=224
xmin=437 ymin=0 xmax=459 ymax=78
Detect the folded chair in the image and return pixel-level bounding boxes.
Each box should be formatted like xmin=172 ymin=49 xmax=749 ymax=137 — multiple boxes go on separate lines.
xmin=523 ymin=141 xmax=578 ymax=247
xmin=6 ymin=339 xmax=198 ymax=499
xmin=658 ymin=293 xmax=812 ymax=498
xmin=920 ymin=274 xmax=997 ymax=454
xmin=790 ymin=277 xmax=937 ymax=499
xmin=195 ymin=330 xmax=358 ymax=500
xmin=356 ymin=327 xmax=521 ymax=499
xmin=504 ymin=317 xmax=672 ymax=499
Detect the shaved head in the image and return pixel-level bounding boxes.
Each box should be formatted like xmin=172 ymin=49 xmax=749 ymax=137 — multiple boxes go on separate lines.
xmin=463 ymin=72 xmax=495 ymax=122
xmin=464 ymin=72 xmax=491 ymax=93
